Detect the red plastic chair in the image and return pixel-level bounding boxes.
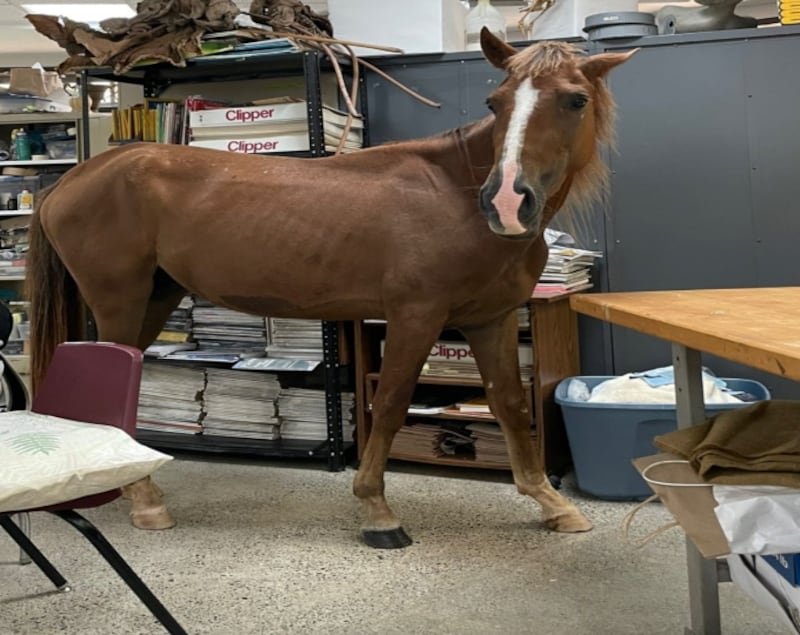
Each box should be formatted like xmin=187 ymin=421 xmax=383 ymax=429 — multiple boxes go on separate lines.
xmin=0 ymin=342 xmax=186 ymax=634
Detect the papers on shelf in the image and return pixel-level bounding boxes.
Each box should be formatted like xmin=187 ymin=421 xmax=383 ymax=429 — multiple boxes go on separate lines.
xmin=233 ymin=358 xmax=321 ymax=372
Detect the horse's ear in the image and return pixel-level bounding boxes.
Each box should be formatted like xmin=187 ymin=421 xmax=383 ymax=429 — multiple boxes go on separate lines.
xmin=481 ymin=27 xmax=517 ymax=69
xmin=579 ymin=48 xmax=639 ymax=80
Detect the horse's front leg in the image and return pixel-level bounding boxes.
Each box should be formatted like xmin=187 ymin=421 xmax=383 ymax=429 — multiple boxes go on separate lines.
xmin=353 ymin=310 xmax=446 ymax=549
xmin=462 ymin=312 xmax=592 ymax=532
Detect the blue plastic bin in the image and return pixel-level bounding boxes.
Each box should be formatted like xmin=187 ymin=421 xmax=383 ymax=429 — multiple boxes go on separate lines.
xmin=555 ymin=376 xmax=771 ymax=501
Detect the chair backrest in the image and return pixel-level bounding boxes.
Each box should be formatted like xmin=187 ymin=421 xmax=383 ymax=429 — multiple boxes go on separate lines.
xmin=31 ymin=342 xmax=143 ymax=437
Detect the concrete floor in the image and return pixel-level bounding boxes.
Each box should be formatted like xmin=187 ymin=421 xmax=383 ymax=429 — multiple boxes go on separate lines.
xmin=0 ymin=454 xmax=791 ymax=635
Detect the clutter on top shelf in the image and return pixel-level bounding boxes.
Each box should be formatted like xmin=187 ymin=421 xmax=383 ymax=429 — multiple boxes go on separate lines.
xmin=0 ymin=64 xmax=72 ymax=114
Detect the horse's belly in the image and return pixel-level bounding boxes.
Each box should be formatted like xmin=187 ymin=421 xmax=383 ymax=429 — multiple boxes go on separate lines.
xmin=213 ymin=291 xmax=384 ymax=321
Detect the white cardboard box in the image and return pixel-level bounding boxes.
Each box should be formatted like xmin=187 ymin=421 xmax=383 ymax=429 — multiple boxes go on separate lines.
xmin=522 ymin=0 xmax=638 ymax=41
xmin=328 ymin=0 xmax=467 ymax=56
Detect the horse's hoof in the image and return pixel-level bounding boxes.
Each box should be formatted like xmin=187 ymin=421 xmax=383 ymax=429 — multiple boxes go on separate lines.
xmin=130 ymin=505 xmax=176 ymax=530
xmin=545 ymin=510 xmax=593 ymax=533
xmin=362 ymin=527 xmax=413 ymax=549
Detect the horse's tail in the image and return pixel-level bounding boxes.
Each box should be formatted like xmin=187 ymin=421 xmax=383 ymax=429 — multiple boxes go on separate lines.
xmin=26 ymin=185 xmax=86 ymax=395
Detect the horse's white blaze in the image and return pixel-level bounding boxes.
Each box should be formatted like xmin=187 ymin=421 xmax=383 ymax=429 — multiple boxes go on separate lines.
xmin=492 ymin=79 xmax=539 ymax=235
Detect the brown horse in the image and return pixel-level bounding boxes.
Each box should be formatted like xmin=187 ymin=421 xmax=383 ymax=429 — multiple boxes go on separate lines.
xmin=27 ymin=29 xmax=634 ymax=548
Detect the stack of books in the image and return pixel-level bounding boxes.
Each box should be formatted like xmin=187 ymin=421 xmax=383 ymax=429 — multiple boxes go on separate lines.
xmin=110 ymin=98 xmax=188 ymax=144
xmin=137 ymin=361 xmax=205 ymax=435
xmin=202 ymin=368 xmax=281 ymax=440
xmin=779 ymin=0 xmax=800 ymax=23
xmin=187 ymin=97 xmax=363 ymax=155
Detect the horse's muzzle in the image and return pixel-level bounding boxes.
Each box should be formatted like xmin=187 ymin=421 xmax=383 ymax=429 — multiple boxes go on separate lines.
xmin=479 ymin=178 xmax=541 ymax=240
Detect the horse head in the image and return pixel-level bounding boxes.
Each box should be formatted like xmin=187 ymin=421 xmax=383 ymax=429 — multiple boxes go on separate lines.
xmin=478 ymin=28 xmax=637 ymax=239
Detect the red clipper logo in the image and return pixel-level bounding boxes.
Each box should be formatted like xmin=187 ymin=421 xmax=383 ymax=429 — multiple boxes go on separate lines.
xmin=224 ymin=108 xmax=276 ymax=122
xmin=428 ymin=343 xmax=474 ymax=361
xmin=227 ymin=139 xmax=280 ymax=153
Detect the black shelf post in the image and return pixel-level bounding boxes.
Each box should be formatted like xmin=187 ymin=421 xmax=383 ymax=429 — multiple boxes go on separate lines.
xmin=303 ymin=49 xmax=346 ymax=471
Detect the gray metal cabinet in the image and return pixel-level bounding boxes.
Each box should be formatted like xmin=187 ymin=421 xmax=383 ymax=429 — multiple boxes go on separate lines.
xmin=598 ymin=26 xmax=800 ymax=398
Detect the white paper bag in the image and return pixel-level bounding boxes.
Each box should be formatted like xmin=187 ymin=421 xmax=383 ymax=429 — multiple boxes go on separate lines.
xmin=714 ymin=484 xmax=800 ymax=555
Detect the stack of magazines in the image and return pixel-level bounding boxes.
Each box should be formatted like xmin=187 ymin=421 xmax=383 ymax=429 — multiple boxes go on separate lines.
xmin=202 ymin=368 xmax=281 ymax=440
xmin=266 ymin=318 xmax=324 ymax=360
xmin=534 ymin=229 xmax=602 ymax=296
xmin=137 ymin=361 xmax=205 ymax=434
xmin=192 ymin=299 xmax=267 ymax=355
xmin=277 ymin=387 xmax=355 ymax=441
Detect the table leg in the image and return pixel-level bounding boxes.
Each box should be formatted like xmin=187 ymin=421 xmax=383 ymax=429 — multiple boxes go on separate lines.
xmin=673 ymin=343 xmax=722 ymax=635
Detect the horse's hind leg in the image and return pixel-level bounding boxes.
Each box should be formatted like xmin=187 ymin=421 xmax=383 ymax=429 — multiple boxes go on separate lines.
xmin=462 ymin=312 xmax=592 ymax=533
xmin=353 ymin=309 xmax=446 ymax=548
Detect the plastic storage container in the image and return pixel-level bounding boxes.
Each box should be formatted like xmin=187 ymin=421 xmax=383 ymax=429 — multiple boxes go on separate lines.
xmin=555 ymin=376 xmax=771 ymax=500
xmin=45 ymin=139 xmax=76 ymax=160
xmin=583 ymin=11 xmax=657 ymax=41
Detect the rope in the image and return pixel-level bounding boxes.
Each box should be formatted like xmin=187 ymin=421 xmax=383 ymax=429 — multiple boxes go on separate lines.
xmin=621 ymin=494 xmax=681 ymax=548
xmin=641 ymin=459 xmax=712 ymax=488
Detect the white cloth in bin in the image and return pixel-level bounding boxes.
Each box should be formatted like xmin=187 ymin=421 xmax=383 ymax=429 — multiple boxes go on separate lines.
xmin=569 ymin=371 xmax=744 ymax=405
xmin=0 ymin=411 xmax=172 ymax=513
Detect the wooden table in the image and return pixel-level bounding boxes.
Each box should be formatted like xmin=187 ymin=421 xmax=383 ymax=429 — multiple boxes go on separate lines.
xmin=570 ymin=287 xmax=800 ymax=635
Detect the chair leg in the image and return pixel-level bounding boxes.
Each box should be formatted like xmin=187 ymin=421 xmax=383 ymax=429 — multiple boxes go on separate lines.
xmin=17 ymin=512 xmax=31 ymax=565
xmin=0 ymin=514 xmax=70 ymax=591
xmin=50 ymin=509 xmax=187 ymax=635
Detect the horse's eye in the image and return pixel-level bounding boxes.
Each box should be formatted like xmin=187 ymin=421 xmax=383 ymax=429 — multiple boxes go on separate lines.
xmin=570 ymin=94 xmax=589 ymax=110
xmin=485 ymin=98 xmax=496 ymax=113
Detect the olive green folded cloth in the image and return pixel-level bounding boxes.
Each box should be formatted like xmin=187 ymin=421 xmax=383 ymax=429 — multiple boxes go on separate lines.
xmin=653 ymin=400 xmax=800 ymax=487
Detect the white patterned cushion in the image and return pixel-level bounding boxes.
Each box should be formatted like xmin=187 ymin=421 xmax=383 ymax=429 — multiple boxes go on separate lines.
xmin=0 ymin=411 xmax=172 ymax=513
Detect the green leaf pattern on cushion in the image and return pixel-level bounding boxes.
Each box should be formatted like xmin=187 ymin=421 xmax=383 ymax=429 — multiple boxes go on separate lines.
xmin=10 ymin=432 xmax=60 ymax=455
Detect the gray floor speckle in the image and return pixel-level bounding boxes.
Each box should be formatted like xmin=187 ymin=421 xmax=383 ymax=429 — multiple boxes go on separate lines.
xmin=0 ymin=454 xmax=791 ymax=634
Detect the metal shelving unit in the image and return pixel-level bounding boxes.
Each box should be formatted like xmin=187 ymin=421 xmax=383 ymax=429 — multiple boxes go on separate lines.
xmin=80 ymin=49 xmax=368 ymax=471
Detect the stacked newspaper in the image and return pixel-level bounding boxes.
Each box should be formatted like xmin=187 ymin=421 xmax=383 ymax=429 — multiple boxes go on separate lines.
xmin=137 ymin=361 xmax=205 ymax=434
xmin=392 ymin=421 xmax=476 ymax=460
xmin=202 ymin=368 xmax=281 ymax=440
xmin=466 ymin=422 xmax=535 ymax=465
xmin=277 ymin=387 xmax=355 ymax=441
